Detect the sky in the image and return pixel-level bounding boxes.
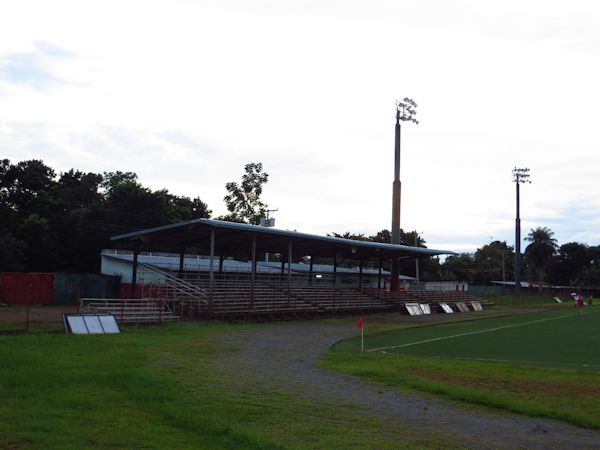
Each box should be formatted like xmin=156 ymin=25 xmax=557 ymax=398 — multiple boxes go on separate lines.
xmin=1 ymin=0 xmax=599 ymax=253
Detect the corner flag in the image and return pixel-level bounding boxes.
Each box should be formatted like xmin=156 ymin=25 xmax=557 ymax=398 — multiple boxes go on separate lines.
xmin=358 ymin=316 xmax=364 ymax=351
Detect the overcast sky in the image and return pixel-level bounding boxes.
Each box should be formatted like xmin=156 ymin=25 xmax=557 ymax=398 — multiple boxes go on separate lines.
xmin=1 ymin=0 xmax=599 ymax=253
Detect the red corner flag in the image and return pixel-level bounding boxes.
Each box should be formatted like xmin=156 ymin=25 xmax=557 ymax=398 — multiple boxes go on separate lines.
xmin=358 ymin=316 xmax=364 ymax=329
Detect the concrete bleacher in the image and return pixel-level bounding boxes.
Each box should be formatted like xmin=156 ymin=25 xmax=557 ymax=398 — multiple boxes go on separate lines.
xmin=288 ymin=285 xmax=393 ymax=313
xmin=127 ymin=270 xmax=488 ymax=320
xmin=80 ymin=298 xmax=179 ymax=325
xmin=184 ymin=280 xmax=321 ymax=318
xmin=185 ymin=282 xmax=487 ymax=318
xmin=172 ymin=278 xmax=393 ymax=318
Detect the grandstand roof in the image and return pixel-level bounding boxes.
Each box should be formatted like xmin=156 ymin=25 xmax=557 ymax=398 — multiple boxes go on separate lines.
xmin=101 ymin=251 xmax=415 ymax=279
xmin=111 ymin=218 xmax=455 ymax=261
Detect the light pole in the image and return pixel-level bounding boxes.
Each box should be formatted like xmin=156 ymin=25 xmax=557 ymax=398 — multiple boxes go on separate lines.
xmin=413 ymin=231 xmax=422 ymax=284
xmin=513 ymin=167 xmax=531 ymax=294
xmin=501 ymin=249 xmax=506 ymax=283
xmin=391 ymin=98 xmax=418 ymax=291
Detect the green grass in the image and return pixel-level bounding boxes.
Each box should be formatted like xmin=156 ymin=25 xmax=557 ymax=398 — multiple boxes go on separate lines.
xmin=0 ymin=322 xmax=64 ymax=333
xmin=484 ymin=294 xmax=562 ymax=308
xmin=326 ymin=306 xmax=600 ymax=429
xmin=0 ymin=322 xmax=461 ymax=449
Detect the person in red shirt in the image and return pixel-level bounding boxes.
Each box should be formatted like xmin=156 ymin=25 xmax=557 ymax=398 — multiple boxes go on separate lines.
xmin=577 ymin=295 xmax=584 ymax=314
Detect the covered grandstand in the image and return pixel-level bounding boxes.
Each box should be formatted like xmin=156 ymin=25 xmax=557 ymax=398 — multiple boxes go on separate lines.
xmin=83 ymin=219 xmax=482 ymax=321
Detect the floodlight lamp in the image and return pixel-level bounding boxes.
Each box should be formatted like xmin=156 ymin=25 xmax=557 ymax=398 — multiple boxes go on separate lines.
xmin=512 ymin=167 xmax=532 ymax=184
xmin=396 ymin=98 xmax=419 ymax=125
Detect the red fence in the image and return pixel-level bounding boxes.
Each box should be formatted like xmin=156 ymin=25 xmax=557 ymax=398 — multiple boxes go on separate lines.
xmin=0 ymin=273 xmax=55 ymax=305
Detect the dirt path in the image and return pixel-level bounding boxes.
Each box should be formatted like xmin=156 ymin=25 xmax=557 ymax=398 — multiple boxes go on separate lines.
xmin=218 ymin=320 xmax=600 ymax=449
xmin=0 ymin=305 xmax=78 ymax=323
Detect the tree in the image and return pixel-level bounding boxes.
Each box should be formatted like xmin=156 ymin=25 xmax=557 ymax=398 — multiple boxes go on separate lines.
xmin=19 ymin=213 xmax=58 ymax=271
xmin=442 ymin=253 xmax=475 ymax=283
xmin=329 ymin=232 xmax=370 ymax=241
xmin=472 ymin=240 xmax=514 ymax=284
xmin=0 ymin=160 xmax=58 ymax=271
xmin=547 ymin=242 xmax=591 ymax=286
xmin=222 ymin=163 xmax=269 ymax=224
xmin=167 ymin=195 xmax=211 ymax=223
xmin=573 ymin=261 xmax=600 ymax=288
xmin=368 ymin=229 xmax=426 ymax=247
xmin=370 ymin=229 xmax=391 ymax=244
xmin=1 ymin=159 xmax=56 ymax=211
xmin=102 ymin=172 xmax=167 ymax=233
xmin=0 ymin=232 xmax=26 ymax=271
xmin=327 ymin=228 xmax=432 ymax=277
xmin=0 ymin=160 xmax=213 ymax=272
xmin=52 ymin=169 xmax=106 ymax=272
xmin=524 ymin=226 xmax=558 ymax=285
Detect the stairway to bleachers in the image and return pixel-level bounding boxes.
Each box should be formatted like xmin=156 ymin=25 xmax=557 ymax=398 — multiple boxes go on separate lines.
xmin=80 ymin=298 xmax=179 ymax=325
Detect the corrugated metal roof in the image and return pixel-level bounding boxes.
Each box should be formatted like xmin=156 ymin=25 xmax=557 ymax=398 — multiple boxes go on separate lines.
xmin=111 ymin=218 xmax=455 ymax=261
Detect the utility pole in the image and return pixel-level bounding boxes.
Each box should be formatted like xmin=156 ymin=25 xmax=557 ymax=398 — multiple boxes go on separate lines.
xmin=513 ymin=168 xmax=531 ymax=294
xmin=261 ymin=208 xmax=278 ymax=262
xmin=391 ymin=98 xmax=418 ymax=291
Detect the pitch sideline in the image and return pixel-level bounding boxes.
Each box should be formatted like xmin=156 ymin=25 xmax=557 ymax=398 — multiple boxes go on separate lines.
xmin=366 ymin=309 xmax=600 ymax=353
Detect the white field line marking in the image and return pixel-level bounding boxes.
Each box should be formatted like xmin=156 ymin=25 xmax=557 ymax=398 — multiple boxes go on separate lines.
xmin=448 ymin=356 xmax=600 ymax=369
xmin=366 ymin=309 xmax=600 ymax=353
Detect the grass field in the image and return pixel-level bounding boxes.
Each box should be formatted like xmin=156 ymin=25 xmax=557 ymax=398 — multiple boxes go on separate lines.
xmin=0 ymin=322 xmax=461 ymax=450
xmin=2 ymin=302 xmax=599 ymax=448
xmin=326 ymin=305 xmax=600 ymax=429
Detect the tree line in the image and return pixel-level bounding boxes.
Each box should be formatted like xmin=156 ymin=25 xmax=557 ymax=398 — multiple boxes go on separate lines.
xmin=329 ymin=228 xmax=600 ymax=288
xmin=443 ymin=227 xmax=600 ymax=288
xmin=2 ymin=159 xmax=599 ymax=287
xmin=0 ymin=159 xmax=273 ymax=272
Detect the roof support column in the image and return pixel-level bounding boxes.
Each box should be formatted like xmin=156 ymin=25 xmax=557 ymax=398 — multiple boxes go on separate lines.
xmin=251 ymin=237 xmax=256 ymax=310
xmin=209 ymin=229 xmax=215 ymax=315
xmin=178 ymin=248 xmax=185 ymax=278
xmin=131 ymin=245 xmax=140 ymax=299
xmin=333 ymin=255 xmax=337 ymax=286
xmin=359 ymin=259 xmax=364 ymax=291
xmin=309 ymin=257 xmax=314 ymax=284
xmin=378 ymin=258 xmax=383 ymax=300
xmin=333 ymin=255 xmax=337 ymax=313
xmin=287 ymin=240 xmax=292 ymax=307
xmin=391 ymin=258 xmax=400 ymax=292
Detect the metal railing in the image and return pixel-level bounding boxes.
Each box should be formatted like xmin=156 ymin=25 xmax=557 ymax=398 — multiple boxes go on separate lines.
xmin=138 ymin=262 xmax=208 ymax=303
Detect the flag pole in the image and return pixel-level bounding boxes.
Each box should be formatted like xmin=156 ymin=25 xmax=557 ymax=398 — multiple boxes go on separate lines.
xmin=358 ymin=316 xmax=364 ymax=352
xmin=361 ymin=326 xmax=364 ymax=352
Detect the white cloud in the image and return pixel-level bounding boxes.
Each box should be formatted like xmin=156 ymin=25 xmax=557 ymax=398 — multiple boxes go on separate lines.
xmin=1 ymin=0 xmax=599 ymax=253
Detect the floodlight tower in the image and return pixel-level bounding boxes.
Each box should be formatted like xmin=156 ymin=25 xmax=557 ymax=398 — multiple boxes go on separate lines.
xmin=512 ymin=167 xmax=531 ymax=294
xmin=391 ymin=98 xmax=419 ymax=291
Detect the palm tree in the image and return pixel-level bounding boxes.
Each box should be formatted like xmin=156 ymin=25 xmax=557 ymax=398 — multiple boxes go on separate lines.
xmin=524 ymin=227 xmax=558 ymax=286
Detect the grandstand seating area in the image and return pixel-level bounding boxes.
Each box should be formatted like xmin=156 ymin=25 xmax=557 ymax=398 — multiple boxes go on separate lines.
xmin=175 ymin=280 xmax=392 ymax=318
xmin=85 ymin=268 xmax=487 ymax=323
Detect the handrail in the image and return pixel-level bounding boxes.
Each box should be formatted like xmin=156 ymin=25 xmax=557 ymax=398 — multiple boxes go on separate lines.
xmin=137 ymin=262 xmax=209 ymax=304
